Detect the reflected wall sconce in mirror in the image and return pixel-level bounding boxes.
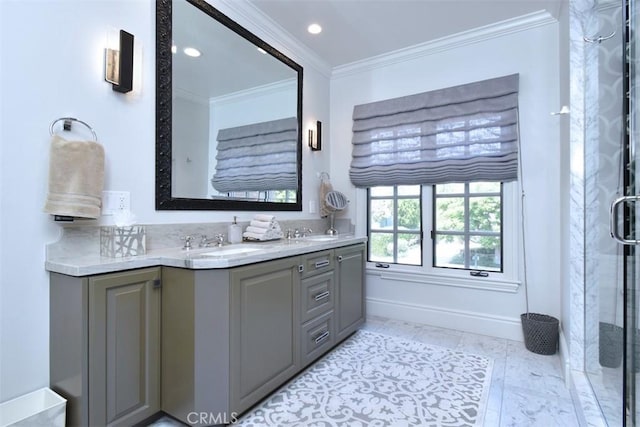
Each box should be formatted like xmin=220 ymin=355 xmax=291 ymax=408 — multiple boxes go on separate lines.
xmin=105 ymin=29 xmax=134 ymax=93
xmin=308 ymin=120 xmax=322 ymax=151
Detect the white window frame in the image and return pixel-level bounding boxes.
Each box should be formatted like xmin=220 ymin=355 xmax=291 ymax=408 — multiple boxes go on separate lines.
xmin=362 ymin=182 xmax=520 ymax=293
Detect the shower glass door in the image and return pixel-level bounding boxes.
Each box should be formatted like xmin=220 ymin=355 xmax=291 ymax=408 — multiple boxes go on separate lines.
xmin=626 ymin=1 xmax=640 ymax=423
xmin=586 ymin=0 xmax=639 ymax=425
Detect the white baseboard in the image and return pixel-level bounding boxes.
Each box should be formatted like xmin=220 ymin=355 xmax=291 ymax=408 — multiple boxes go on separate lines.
xmin=366 ymin=297 xmax=524 ymax=341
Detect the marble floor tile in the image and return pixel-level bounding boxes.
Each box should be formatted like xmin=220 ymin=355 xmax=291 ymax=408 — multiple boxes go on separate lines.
xmin=500 ymin=385 xmax=579 ymax=427
xmin=150 ymin=316 xmax=583 ymax=427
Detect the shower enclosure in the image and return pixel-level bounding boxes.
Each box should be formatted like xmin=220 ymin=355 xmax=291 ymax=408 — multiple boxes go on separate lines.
xmin=584 ymin=0 xmax=640 ymax=424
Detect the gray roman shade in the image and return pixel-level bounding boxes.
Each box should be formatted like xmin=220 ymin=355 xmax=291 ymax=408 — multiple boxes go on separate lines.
xmin=349 ymin=74 xmax=519 ymax=187
xmin=211 ymin=117 xmax=298 ymax=193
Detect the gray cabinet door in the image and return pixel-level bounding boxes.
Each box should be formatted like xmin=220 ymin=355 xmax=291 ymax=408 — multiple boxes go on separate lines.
xmin=88 ymin=268 xmax=161 ymax=426
xmin=335 ymin=244 xmax=366 ymax=341
xmin=230 ymin=258 xmax=300 ymax=414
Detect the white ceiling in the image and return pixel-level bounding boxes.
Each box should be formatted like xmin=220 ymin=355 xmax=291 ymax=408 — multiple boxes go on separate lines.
xmin=248 ymin=0 xmax=565 ymax=68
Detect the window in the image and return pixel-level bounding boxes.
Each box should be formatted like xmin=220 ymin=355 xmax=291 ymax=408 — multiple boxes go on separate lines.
xmin=433 ymin=182 xmax=502 ymax=272
xmin=368 ymin=186 xmax=422 ymax=265
xmin=367 ymin=182 xmax=504 ymax=273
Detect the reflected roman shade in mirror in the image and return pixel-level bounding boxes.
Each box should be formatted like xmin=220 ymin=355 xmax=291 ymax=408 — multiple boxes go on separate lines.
xmin=349 ymin=74 xmax=520 ymax=187
xmin=211 ymin=117 xmax=298 ymax=193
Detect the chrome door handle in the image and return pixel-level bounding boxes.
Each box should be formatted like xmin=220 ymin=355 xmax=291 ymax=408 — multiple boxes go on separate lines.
xmin=610 ymin=195 xmax=640 ymax=245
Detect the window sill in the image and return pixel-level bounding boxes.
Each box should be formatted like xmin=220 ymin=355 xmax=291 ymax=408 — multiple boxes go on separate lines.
xmin=365 ymin=265 xmax=520 ymax=293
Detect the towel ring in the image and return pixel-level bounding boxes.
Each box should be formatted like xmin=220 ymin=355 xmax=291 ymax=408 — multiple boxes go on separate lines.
xmin=49 ymin=117 xmax=98 ymax=141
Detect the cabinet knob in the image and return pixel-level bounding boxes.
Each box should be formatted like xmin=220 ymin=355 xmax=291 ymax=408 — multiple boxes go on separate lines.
xmin=337 ymin=255 xmax=343 ymax=262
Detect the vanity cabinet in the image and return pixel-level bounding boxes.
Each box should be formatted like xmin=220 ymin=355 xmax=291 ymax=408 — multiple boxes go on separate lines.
xmin=49 ymin=267 xmax=161 ymax=427
xmin=229 ymin=257 xmax=300 ymax=414
xmin=299 ymin=250 xmax=336 ymax=367
xmin=335 ymin=244 xmax=366 ymax=341
xmin=161 ymin=243 xmax=365 ymax=425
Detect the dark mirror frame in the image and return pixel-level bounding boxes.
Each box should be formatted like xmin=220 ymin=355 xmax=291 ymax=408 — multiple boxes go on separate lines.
xmin=156 ymin=0 xmax=303 ymax=211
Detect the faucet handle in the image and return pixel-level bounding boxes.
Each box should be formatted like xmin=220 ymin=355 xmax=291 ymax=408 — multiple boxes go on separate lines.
xmin=302 ymin=227 xmax=313 ymax=237
xmin=181 ymin=235 xmax=194 ymax=250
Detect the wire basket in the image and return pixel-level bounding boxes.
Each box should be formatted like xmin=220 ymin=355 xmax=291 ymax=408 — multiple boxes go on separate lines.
xmin=520 ymin=313 xmax=559 ymax=355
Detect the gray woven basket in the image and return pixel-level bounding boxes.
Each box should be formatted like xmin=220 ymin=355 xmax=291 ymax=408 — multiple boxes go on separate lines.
xmin=521 ymin=313 xmax=559 ymax=355
xmin=599 ymin=322 xmax=623 ymax=368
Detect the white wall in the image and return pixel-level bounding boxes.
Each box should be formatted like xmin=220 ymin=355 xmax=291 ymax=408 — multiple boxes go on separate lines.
xmin=329 ymin=15 xmax=562 ymax=340
xmin=0 ymin=0 xmax=331 ymax=401
xmin=173 ymin=95 xmax=210 ymax=198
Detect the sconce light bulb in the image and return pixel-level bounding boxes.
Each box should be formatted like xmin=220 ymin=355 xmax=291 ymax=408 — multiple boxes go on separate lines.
xmin=183 ymin=47 xmax=201 ymax=57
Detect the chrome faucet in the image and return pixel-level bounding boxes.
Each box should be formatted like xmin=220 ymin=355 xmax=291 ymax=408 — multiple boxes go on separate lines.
xmin=301 ymin=227 xmax=313 ymax=237
xmin=181 ymin=235 xmax=194 ymax=250
xmin=200 ymin=234 xmax=225 ymax=248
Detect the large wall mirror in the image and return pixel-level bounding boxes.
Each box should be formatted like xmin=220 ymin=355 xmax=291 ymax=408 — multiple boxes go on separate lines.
xmin=156 ymin=0 xmax=303 ymax=211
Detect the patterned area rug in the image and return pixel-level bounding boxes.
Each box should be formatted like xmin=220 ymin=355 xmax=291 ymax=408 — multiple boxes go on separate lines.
xmin=237 ymin=330 xmax=493 ymax=426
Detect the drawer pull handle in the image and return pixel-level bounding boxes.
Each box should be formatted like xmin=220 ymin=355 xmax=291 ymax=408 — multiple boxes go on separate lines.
xmin=315 ymin=260 xmax=330 ymax=268
xmin=314 ymin=331 xmax=330 ymax=344
xmin=314 ymin=291 xmax=330 ymax=301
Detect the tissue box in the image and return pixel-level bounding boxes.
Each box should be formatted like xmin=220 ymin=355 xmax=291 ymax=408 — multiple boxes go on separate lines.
xmin=100 ymin=226 xmax=146 ymax=257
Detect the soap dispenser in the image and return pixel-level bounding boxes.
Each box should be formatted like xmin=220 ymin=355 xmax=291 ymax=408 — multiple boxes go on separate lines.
xmin=228 ymin=216 xmax=242 ymax=243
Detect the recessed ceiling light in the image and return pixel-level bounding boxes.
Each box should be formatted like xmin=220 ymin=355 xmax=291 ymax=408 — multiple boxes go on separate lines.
xmin=307 ymin=23 xmax=322 ymax=35
xmin=257 ymin=47 xmax=267 ymax=55
xmin=183 ymin=47 xmax=201 ymax=57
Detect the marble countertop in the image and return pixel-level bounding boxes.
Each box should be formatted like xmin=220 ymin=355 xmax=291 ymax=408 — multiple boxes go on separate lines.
xmin=46 ymin=235 xmax=368 ymax=277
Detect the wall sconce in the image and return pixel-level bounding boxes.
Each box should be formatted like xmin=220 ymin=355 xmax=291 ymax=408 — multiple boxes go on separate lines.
xmin=105 ymin=30 xmax=134 ymax=93
xmin=308 ymin=120 xmax=322 ymax=151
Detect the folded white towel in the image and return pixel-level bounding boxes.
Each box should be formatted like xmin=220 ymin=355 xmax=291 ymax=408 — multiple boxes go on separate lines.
xmin=44 ymin=135 xmax=104 ymax=219
xmin=249 ymin=220 xmax=272 ymax=229
xmin=246 ymin=226 xmax=268 ymax=234
xmin=242 ymin=230 xmax=284 ymax=241
xmin=243 ymin=220 xmax=283 ymax=241
xmin=254 ymin=214 xmax=275 ymax=222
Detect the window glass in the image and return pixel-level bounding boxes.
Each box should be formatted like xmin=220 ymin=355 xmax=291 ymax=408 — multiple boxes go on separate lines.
xmin=433 ymin=182 xmax=502 ymax=272
xmin=368 ymin=186 xmax=422 ymax=266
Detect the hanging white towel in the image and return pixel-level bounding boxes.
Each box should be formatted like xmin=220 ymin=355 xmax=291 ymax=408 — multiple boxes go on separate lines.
xmin=44 ymin=135 xmax=104 ymax=219
xmin=320 ymin=179 xmax=334 ymax=218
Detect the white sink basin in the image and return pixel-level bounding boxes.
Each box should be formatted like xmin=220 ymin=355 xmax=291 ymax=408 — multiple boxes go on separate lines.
xmin=305 ymin=235 xmax=339 ymax=241
xmin=200 ymin=246 xmax=263 ymax=257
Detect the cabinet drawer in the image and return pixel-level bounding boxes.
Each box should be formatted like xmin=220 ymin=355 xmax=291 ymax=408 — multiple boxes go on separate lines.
xmin=300 ymin=310 xmax=334 ymax=367
xmin=300 ymin=270 xmax=334 ymax=323
xmin=300 ymin=250 xmax=334 ymax=278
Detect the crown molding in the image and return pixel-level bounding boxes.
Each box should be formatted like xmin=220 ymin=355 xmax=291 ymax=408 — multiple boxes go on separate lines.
xmin=214 ymin=0 xmax=333 ymax=78
xmin=210 ymin=78 xmax=297 ymax=106
xmin=332 ymin=10 xmax=558 ymax=79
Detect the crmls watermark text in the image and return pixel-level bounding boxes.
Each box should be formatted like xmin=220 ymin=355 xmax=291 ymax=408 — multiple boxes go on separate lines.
xmin=187 ymin=412 xmax=239 ymax=425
